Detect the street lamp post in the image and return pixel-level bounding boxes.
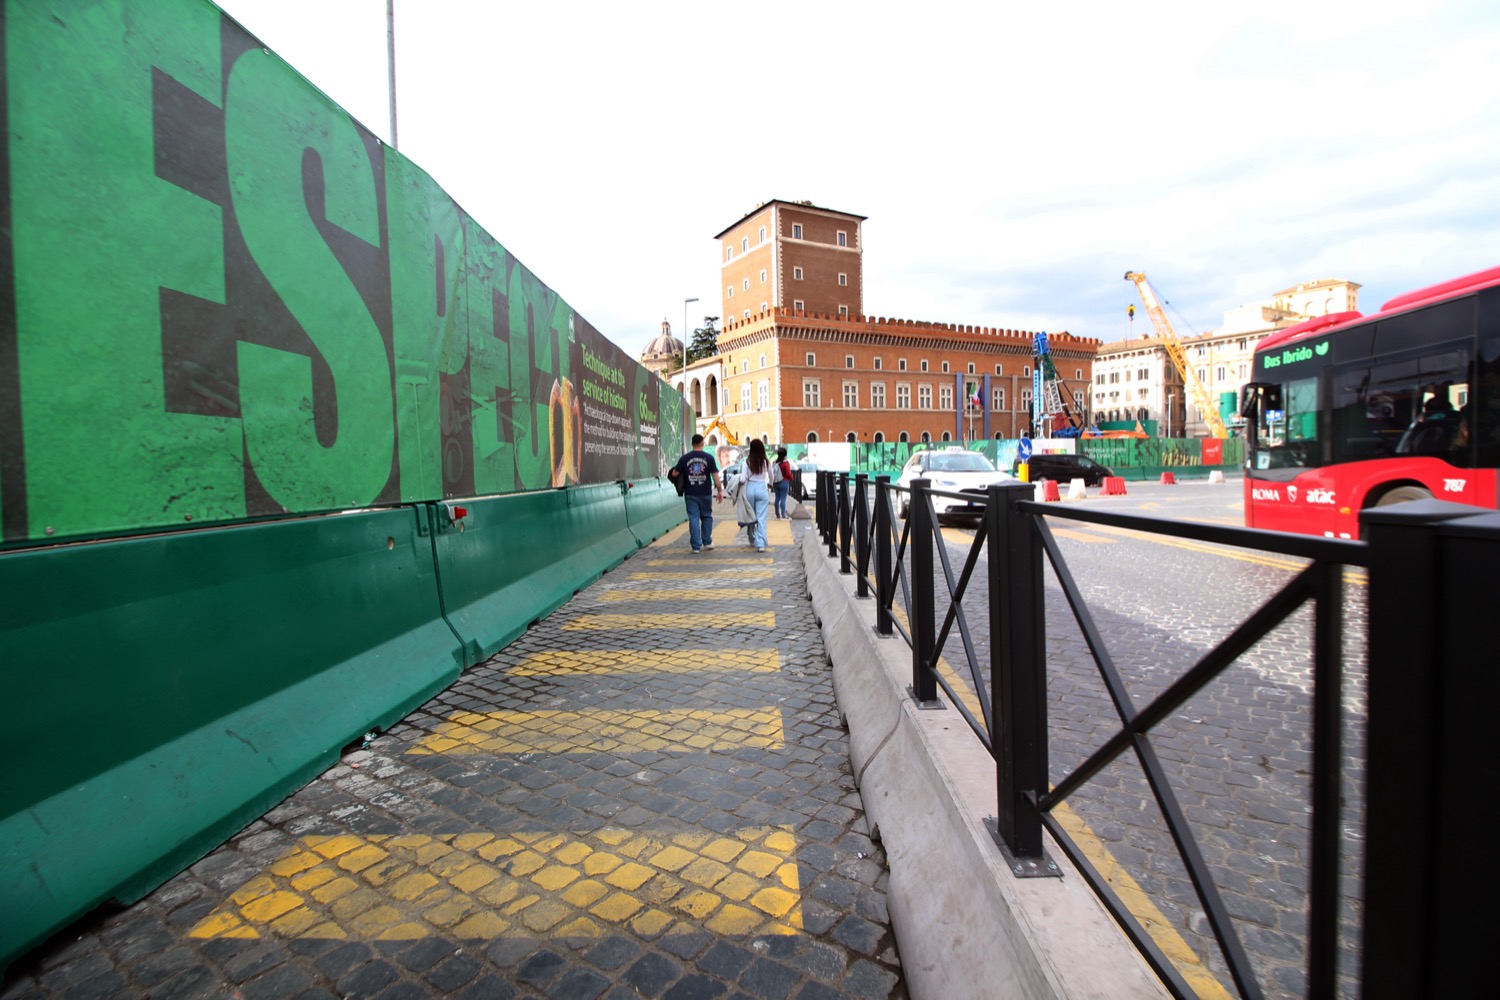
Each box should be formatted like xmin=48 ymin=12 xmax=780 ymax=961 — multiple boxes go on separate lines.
xmin=682 ymin=297 xmax=698 ymax=384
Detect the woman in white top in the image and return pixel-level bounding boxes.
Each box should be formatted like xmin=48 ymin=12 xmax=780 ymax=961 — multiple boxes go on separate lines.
xmin=742 ymin=440 xmax=772 ymax=551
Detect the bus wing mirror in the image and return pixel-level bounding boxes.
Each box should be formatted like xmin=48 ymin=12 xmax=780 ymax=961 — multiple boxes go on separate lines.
xmin=1240 ymin=384 xmax=1259 ymax=420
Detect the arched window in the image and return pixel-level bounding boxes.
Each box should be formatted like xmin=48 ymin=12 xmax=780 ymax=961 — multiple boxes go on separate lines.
xmin=873 ymin=431 xmax=884 ymax=443
xmin=845 ymin=432 xmax=857 ymax=443
xmin=994 ymin=432 xmax=1003 ymax=440
xmin=807 ymin=432 xmax=818 ymax=443
xmin=898 ymin=431 xmax=909 ymax=443
xmin=941 ymin=431 xmax=952 ymax=442
xmin=920 ymin=431 xmax=931 ymax=443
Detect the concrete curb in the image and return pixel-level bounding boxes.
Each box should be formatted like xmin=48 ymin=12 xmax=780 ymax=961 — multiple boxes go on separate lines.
xmin=800 ymin=532 xmax=1166 ymax=999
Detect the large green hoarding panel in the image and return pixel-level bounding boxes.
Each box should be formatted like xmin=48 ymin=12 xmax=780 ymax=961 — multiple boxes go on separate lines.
xmin=0 ymin=0 xmax=687 ymax=546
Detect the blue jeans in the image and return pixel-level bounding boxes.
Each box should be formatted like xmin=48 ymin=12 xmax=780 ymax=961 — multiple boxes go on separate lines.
xmin=746 ymin=481 xmax=769 ymax=548
xmin=684 ymin=492 xmax=713 ymax=550
xmin=774 ymin=480 xmax=790 ymax=517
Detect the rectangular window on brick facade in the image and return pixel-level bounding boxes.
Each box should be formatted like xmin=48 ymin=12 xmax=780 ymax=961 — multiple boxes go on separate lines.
xmin=760 ymin=269 xmax=767 ymax=283
xmin=757 ymin=380 xmax=769 ymax=411
xmin=967 ymin=363 xmax=976 ymax=374
xmin=838 ymin=273 xmax=847 ymax=286
xmin=793 ymin=223 xmax=803 ymax=239
xmin=845 ymin=355 xmax=854 ymax=369
xmin=896 ymin=384 xmax=910 ymax=409
xmin=942 ymin=361 xmax=950 ymax=373
xmin=898 ymin=358 xmax=907 ymax=371
xmin=741 ymin=384 xmax=751 ymax=411
xmin=793 ymin=266 xmax=803 ymax=280
xmin=996 ymin=364 xmax=1003 ymax=375
xmin=993 ymin=387 xmax=1005 ymax=410
xmin=843 ymin=381 xmax=858 ymax=408
xmin=838 ymin=305 xmax=848 ymax=316
xmin=921 ymin=360 xmax=929 ymax=372
xmin=794 ymin=299 xmax=804 ymax=311
xmin=871 ymin=382 xmax=886 ymax=408
xmin=1021 ymin=388 xmax=1033 ymax=409
xmin=727 ymin=286 xmax=733 ymax=298
xmin=918 ymin=384 xmax=932 ymax=408
xmin=837 ymin=231 xmax=848 ymax=247
xmin=758 ymin=226 xmax=766 ymax=242
xmin=939 ymin=385 xmax=953 ymax=409
xmin=873 ymin=357 xmax=882 ymax=371
xmin=803 ymin=379 xmax=820 ymax=407
xmin=806 ymin=353 xmax=815 ymax=366
xmin=741 ymin=237 xmax=748 ymax=252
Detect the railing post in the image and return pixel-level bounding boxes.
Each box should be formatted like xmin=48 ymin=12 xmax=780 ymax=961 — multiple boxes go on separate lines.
xmin=873 ymin=476 xmax=893 ymax=636
xmin=854 ymin=474 xmax=870 ymax=598
xmin=909 ymin=478 xmax=938 ymax=704
xmin=1360 ymin=500 xmax=1496 ymax=999
xmin=838 ymin=472 xmax=852 ymax=574
xmin=817 ymin=471 xmax=831 ymax=544
xmin=990 ymin=483 xmax=1046 ymax=863
xmin=826 ymin=473 xmax=839 ymax=558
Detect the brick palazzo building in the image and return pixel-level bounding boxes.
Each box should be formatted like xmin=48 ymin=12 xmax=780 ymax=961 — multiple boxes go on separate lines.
xmin=673 ymin=199 xmax=1100 ymax=446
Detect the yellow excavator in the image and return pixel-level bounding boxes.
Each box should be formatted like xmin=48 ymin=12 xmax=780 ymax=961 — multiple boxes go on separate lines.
xmin=700 ymin=414 xmax=741 ymax=446
xmin=1123 ymin=271 xmax=1228 ymax=439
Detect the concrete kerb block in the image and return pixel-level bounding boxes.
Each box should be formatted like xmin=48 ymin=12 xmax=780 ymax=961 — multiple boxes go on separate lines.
xmin=1067 ymin=478 xmax=1087 ymax=500
xmin=1208 ymin=470 xmax=1226 ymax=484
xmin=798 ymin=532 xmax=1164 ymax=1000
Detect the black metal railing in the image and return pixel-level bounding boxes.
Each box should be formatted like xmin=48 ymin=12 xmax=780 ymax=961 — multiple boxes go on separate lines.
xmin=810 ymin=469 xmax=1492 ymax=999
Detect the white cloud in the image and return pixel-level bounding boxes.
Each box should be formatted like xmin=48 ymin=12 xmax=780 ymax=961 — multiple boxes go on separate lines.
xmin=215 ymin=0 xmax=1500 ymax=357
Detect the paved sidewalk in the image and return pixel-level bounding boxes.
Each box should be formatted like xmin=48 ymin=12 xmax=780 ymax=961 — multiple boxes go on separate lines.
xmin=1 ymin=507 xmax=906 ymax=1000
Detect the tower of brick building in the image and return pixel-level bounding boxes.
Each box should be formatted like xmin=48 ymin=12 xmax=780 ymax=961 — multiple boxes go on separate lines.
xmin=670 ymin=200 xmax=1099 ymax=447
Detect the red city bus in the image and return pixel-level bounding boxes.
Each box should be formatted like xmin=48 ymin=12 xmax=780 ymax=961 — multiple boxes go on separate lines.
xmin=1241 ymin=265 xmax=1500 ymax=538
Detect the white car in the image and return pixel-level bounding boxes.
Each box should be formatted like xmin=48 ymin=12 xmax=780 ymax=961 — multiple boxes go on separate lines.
xmin=896 ymin=448 xmax=1017 ymax=519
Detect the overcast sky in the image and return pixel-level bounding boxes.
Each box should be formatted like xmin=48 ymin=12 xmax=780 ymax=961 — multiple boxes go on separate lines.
xmin=214 ymin=0 xmax=1500 ymax=362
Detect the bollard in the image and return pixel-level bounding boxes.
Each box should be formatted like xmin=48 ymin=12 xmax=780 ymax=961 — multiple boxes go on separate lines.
xmin=1066 ymin=478 xmax=1087 ymax=500
xmin=1100 ymin=476 xmax=1128 ymax=496
xmin=1160 ymin=471 xmax=1177 ymax=485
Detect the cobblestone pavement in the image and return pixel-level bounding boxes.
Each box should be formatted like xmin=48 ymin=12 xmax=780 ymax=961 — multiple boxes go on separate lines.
xmin=2 ymin=507 xmax=906 ymax=1000
xmin=877 ymin=478 xmax=1364 ymax=999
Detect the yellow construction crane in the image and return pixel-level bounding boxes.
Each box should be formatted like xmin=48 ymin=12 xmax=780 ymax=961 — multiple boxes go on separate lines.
xmin=1123 ymin=271 xmax=1228 ymax=439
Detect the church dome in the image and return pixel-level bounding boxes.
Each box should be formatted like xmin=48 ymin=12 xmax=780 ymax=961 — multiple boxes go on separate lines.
xmin=641 ymin=319 xmax=684 ymax=361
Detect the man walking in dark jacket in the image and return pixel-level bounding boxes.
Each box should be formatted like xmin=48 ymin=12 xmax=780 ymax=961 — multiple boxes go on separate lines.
xmin=669 ymin=435 xmax=725 ymax=552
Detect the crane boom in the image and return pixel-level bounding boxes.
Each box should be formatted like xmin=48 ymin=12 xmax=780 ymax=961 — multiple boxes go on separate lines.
xmin=1123 ymin=271 xmax=1228 ymax=439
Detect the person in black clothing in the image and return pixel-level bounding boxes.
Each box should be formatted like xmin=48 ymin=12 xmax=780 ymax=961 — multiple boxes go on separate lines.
xmin=669 ymin=434 xmax=725 ymax=552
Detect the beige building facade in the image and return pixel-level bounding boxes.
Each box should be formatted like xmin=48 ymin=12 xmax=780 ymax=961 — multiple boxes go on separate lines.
xmin=1097 ymin=278 xmax=1362 ymax=436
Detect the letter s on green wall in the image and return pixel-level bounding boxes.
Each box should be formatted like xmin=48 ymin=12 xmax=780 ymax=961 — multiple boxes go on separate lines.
xmin=225 ymin=49 xmax=393 ymax=510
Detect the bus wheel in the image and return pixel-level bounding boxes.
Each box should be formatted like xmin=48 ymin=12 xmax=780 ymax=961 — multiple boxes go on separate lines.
xmin=1374 ymin=485 xmax=1433 ymax=506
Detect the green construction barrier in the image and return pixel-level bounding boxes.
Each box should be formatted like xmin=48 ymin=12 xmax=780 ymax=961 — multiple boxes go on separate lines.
xmin=626 ymin=477 xmax=687 ymax=547
xmin=433 ymin=485 xmax=640 ymax=666
xmin=0 ymin=508 xmax=463 ymax=967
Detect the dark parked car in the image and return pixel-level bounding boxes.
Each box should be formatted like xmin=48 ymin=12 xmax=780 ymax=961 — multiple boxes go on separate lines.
xmin=1012 ymin=453 xmax=1114 ymax=487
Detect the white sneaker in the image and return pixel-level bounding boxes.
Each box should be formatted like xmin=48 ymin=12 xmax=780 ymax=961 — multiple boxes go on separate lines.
xmin=703 ymin=543 xmax=714 ymax=550
xmin=757 ymin=546 xmax=766 ymax=552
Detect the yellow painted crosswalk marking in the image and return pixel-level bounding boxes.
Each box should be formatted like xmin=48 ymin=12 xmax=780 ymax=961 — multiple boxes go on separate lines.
xmin=188 ymin=825 xmax=808 ymax=944
xmin=564 ymin=612 xmax=776 ymax=631
xmin=600 ymin=588 xmax=772 ymax=602
xmin=509 ymin=649 xmax=780 ymax=677
xmin=632 ymin=570 xmax=774 ymax=580
xmin=645 ymin=558 xmax=773 ymax=566
xmin=410 ymin=708 xmax=786 ymax=755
